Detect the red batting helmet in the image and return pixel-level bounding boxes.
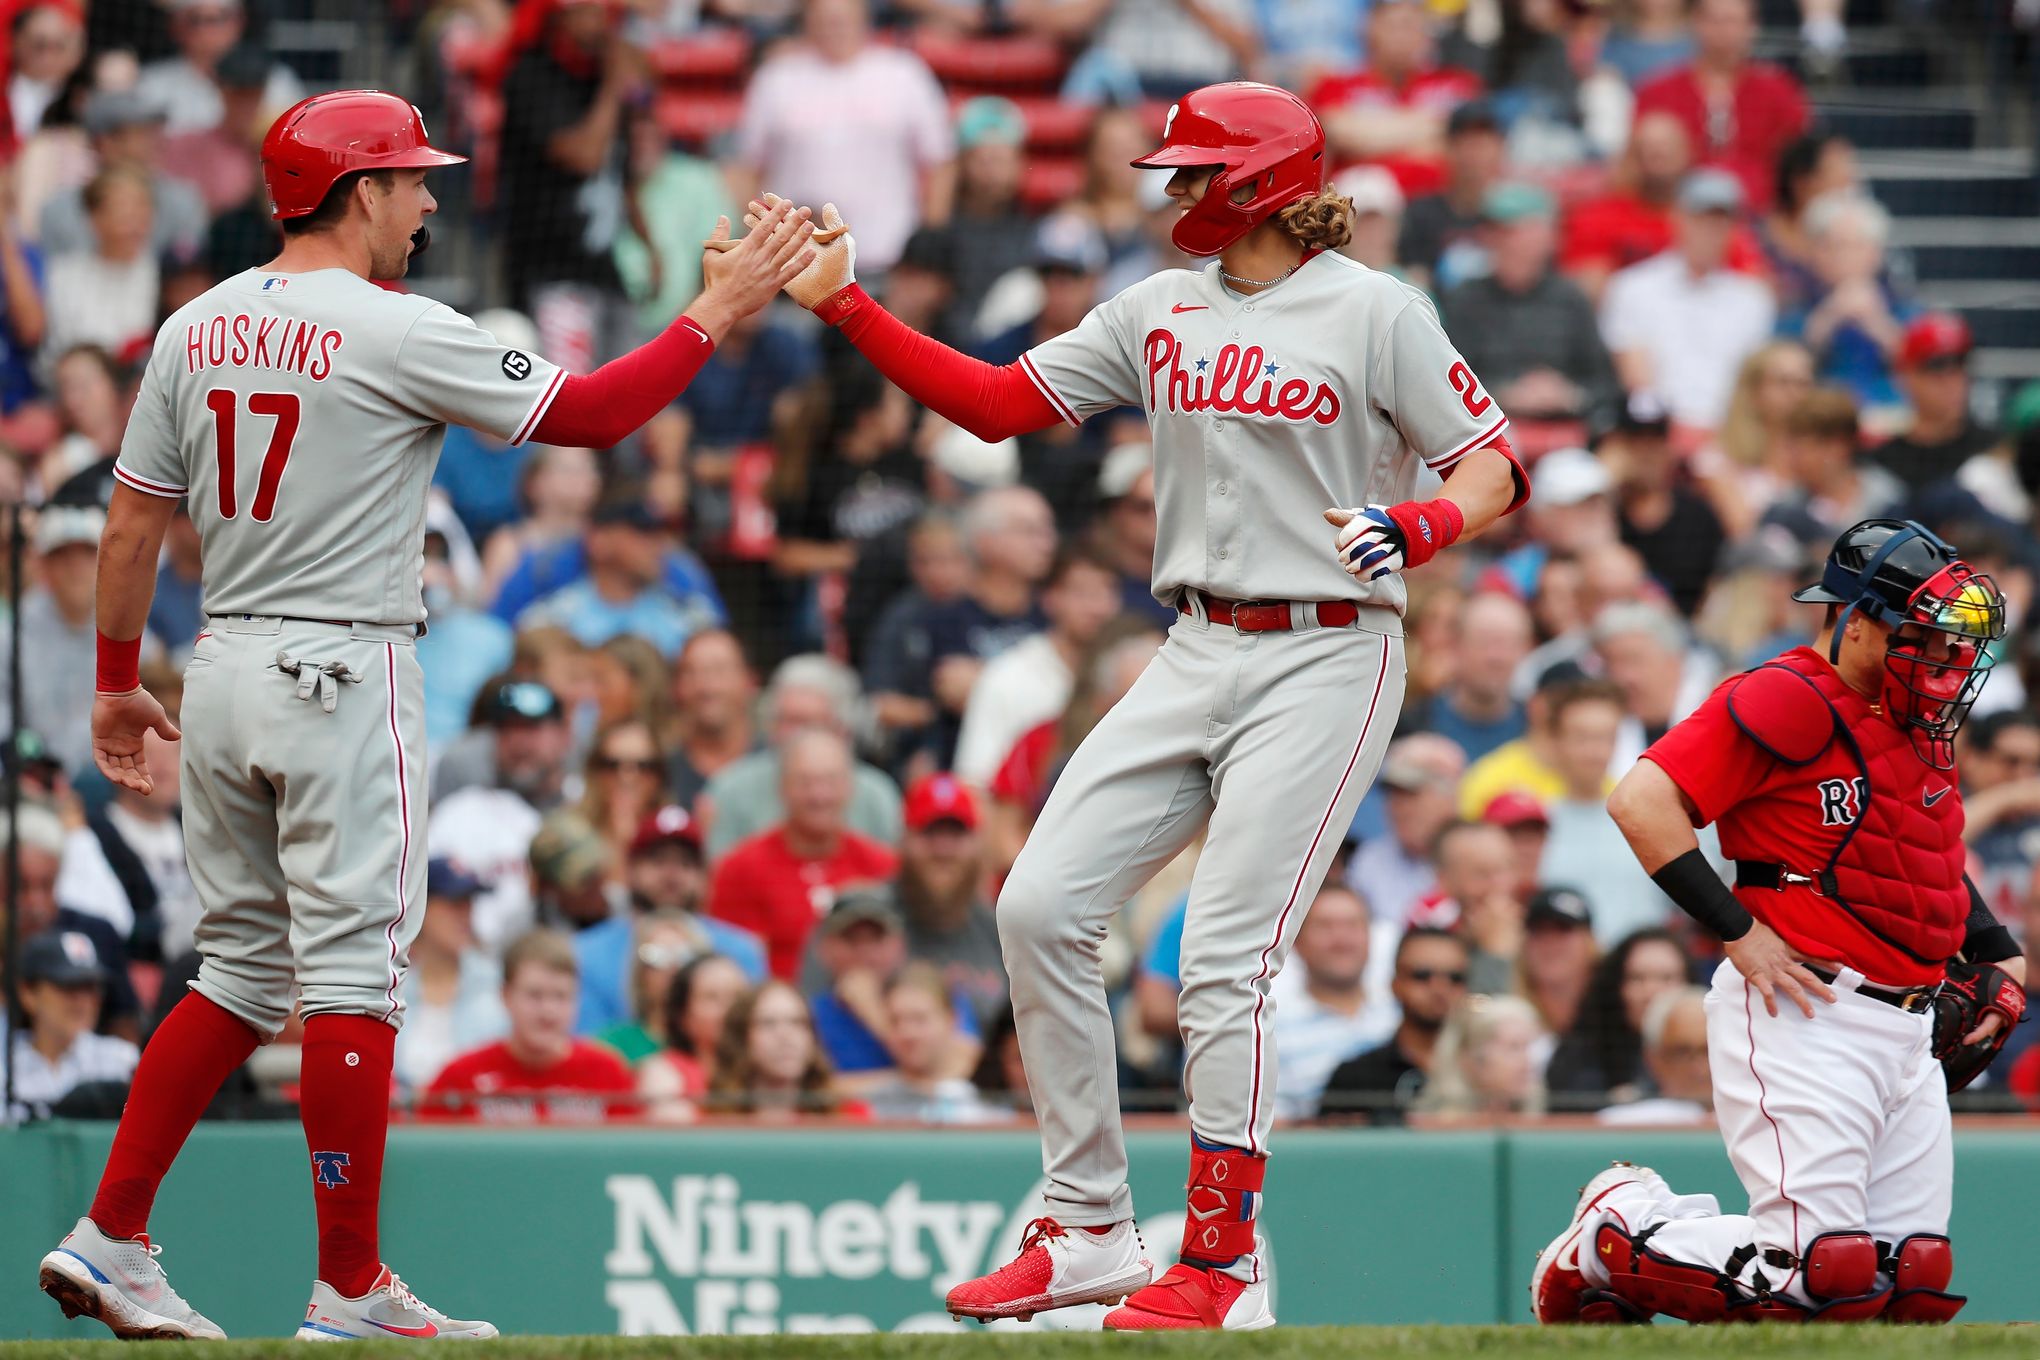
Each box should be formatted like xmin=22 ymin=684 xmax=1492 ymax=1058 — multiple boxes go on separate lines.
xmin=261 ymin=90 xmax=467 ymax=221
xmin=1131 ymin=82 xmax=1326 ymax=258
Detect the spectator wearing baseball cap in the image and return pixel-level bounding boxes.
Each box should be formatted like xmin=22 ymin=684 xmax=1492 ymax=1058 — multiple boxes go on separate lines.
xmin=573 ymin=804 xmax=770 ymax=1044
xmin=1869 ymin=313 xmax=2000 ymax=498
xmin=1344 ymin=734 xmax=1467 ymax=930
xmin=428 ymin=679 xmax=573 ymax=954
xmin=892 ymin=773 xmax=1006 ymax=1026
xmin=1519 ymin=887 xmax=1596 ymax=1039
xmin=803 ymin=887 xmax=982 ymax=1081
xmin=929 ymin=97 xmax=1036 ymax=337
xmin=1604 ymin=392 xmax=1725 ymax=617
xmin=1483 ymin=790 xmax=1550 ymax=904
xmin=515 ymin=493 xmax=728 ymax=660
xmin=1441 ymin=182 xmax=1622 ymax=431
xmin=1397 ymin=98 xmax=1506 ymax=292
xmin=393 ymin=860 xmax=511 ymax=1091
xmin=38 ymin=87 xmax=206 ymax=266
xmin=1599 ymin=169 xmax=1776 ymax=433
xmin=4 ymin=502 xmax=115 ymax=776
xmin=5 ymin=930 xmax=140 ymax=1124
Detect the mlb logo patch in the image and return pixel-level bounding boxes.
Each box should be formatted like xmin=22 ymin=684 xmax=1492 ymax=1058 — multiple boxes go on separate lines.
xmin=262 ymin=277 xmax=288 ymax=291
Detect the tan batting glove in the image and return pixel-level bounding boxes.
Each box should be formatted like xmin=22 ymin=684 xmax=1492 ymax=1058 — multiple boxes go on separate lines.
xmin=744 ymin=194 xmax=855 ymax=311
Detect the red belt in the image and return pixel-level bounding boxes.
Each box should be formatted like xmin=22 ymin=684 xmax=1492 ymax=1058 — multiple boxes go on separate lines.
xmin=1179 ymin=591 xmax=1361 ymax=632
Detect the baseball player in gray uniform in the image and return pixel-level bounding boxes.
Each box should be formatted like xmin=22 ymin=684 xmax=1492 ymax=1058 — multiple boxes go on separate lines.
xmin=38 ymin=91 xmax=811 ymax=1341
xmin=744 ymin=82 xmax=1529 ymax=1329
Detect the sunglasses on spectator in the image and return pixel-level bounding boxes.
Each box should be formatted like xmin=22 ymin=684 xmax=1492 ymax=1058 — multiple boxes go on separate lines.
xmin=592 ymin=755 xmax=661 ymax=774
xmin=1405 ymin=968 xmax=1469 ymax=985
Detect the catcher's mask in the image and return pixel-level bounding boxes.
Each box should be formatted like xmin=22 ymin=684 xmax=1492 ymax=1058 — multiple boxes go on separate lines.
xmin=1794 ymin=519 xmax=2006 ymax=769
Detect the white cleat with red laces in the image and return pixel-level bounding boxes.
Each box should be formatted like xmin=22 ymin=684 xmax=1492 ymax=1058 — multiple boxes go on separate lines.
xmin=946 ymin=1218 xmax=1153 ymax=1323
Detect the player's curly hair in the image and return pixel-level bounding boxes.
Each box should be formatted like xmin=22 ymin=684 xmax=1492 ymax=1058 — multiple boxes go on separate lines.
xmin=1274 ymin=187 xmax=1355 ymax=251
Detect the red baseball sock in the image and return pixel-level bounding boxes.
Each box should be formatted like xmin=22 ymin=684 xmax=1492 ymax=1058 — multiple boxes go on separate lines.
xmin=89 ymin=992 xmax=261 ymax=1240
xmin=299 ymin=1014 xmax=396 ymax=1298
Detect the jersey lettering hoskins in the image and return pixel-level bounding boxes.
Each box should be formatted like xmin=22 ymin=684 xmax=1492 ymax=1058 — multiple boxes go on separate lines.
xmin=1143 ymin=329 xmax=1341 ymax=425
xmin=186 ymin=315 xmax=344 ymax=381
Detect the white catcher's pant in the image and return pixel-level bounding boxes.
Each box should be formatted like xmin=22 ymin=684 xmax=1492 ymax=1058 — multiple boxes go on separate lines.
xmin=1581 ymin=959 xmax=1951 ymax=1306
xmin=997 ymin=606 xmax=1403 ymax=1229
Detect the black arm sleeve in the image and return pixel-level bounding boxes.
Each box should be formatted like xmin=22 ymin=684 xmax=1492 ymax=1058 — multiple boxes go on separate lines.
xmin=1651 ymin=848 xmax=1755 ymax=942
xmin=1961 ymin=873 xmax=2020 ymax=963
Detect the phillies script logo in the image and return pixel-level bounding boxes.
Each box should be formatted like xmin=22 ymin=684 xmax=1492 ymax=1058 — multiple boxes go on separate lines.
xmin=1144 ymin=329 xmax=1341 ymax=426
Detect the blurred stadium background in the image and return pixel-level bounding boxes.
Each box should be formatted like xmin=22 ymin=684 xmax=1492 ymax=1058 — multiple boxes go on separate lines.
xmin=3 ymin=0 xmax=2040 ymax=1339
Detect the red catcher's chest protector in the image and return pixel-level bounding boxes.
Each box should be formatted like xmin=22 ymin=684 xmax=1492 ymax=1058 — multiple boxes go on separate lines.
xmin=1728 ymin=651 xmax=1966 ymax=966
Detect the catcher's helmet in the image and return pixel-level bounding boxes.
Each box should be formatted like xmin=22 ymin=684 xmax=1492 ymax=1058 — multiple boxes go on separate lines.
xmin=1794 ymin=518 xmax=2006 ymax=768
xmin=261 ymin=90 xmax=467 ymax=222
xmin=1131 ymin=82 xmax=1325 ymax=258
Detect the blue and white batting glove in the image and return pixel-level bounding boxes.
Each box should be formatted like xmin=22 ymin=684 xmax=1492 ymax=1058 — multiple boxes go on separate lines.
xmin=1335 ymin=505 xmax=1407 ymax=581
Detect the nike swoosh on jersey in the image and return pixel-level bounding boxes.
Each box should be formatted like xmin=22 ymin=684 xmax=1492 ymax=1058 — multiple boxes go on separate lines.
xmin=1171 ymin=304 xmax=1209 ymax=313
xmin=1925 ymin=786 xmax=1950 ymax=807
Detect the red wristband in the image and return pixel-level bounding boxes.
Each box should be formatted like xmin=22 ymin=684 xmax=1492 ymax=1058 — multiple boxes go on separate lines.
xmin=96 ymin=631 xmax=142 ymax=694
xmin=1385 ymin=496 xmax=1464 ymax=570
xmin=815 ymin=283 xmax=870 ymax=327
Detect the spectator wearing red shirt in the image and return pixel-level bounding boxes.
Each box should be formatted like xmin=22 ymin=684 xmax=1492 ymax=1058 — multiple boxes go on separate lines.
xmin=1560 ymin=111 xmax=1764 ymax=305
xmin=1631 ymin=0 xmax=1807 ymax=212
xmin=706 ymin=728 xmax=899 ymax=979
xmin=425 ymin=931 xmax=637 ymax=1123
xmin=1310 ymin=0 xmax=1483 ymax=199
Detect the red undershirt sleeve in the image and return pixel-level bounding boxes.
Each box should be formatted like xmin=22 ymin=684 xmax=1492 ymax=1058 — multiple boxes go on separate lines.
xmin=528 ymin=315 xmax=717 ymax=448
xmin=817 ymin=285 xmax=1063 ymax=443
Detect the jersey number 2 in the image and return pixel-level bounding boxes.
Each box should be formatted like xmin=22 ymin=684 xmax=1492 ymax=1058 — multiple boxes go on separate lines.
xmin=205 ymin=390 xmax=301 ymax=522
xmin=1448 ymin=361 xmax=1492 ymax=418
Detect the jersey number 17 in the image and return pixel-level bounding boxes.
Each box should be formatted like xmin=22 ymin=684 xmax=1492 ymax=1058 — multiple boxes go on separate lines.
xmin=205 ymin=389 xmax=302 ymax=522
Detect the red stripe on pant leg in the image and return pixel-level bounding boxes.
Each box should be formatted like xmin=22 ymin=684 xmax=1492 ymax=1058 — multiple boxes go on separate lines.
xmin=380 ymin=643 xmax=412 ymax=1023
xmin=1743 ymin=976 xmax=1802 ymax=1292
xmin=1242 ymin=636 xmax=1394 ymax=1154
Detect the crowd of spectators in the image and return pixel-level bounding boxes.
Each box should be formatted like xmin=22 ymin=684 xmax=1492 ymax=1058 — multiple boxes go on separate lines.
xmin=6 ymin=0 xmax=2040 ymax=1128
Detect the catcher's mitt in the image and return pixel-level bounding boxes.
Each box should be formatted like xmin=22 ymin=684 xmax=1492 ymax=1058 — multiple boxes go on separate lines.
xmin=1930 ymin=960 xmax=2026 ymax=1092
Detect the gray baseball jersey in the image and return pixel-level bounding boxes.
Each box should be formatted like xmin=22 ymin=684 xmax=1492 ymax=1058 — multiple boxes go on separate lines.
xmin=115 ymin=268 xmax=566 ymax=626
xmin=113 ymin=267 xmax=563 ymax=1036
xmin=1021 ymin=250 xmax=1508 ymax=612
xmin=991 ymin=252 xmax=1509 ymax=1280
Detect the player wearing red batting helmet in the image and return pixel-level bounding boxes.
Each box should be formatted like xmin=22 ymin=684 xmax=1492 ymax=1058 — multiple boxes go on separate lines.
xmin=732 ymin=78 xmax=1530 ymax=1330
xmin=1130 ymin=82 xmax=1329 ymax=258
xmin=1531 ymin=520 xmax=2023 ymax=1327
xmin=38 ymin=86 xmax=814 ymax=1342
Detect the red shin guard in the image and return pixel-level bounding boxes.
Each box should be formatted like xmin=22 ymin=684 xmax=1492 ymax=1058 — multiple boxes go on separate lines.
xmin=1179 ymin=1141 xmax=1265 ymax=1267
xmin=300 ymin=1014 xmax=396 ymax=1298
xmin=89 ymin=992 xmax=261 ymax=1240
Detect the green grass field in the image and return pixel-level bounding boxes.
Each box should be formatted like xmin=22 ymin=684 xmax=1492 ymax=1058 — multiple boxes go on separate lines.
xmin=1 ymin=1328 xmax=2035 ymax=1360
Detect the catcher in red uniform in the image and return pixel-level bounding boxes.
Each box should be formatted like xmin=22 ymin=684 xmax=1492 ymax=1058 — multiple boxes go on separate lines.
xmin=1532 ymin=519 xmax=2026 ymax=1325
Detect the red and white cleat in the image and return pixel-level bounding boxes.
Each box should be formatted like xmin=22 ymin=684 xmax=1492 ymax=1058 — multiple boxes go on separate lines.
xmin=1103 ymin=1260 xmax=1274 ymax=1331
xmin=945 ymin=1218 xmax=1152 ymax=1323
xmin=1530 ymin=1162 xmax=1656 ymax=1324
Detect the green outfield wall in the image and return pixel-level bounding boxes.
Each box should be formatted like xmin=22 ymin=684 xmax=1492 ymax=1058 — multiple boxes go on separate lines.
xmin=2 ymin=1123 xmax=2034 ymax=1338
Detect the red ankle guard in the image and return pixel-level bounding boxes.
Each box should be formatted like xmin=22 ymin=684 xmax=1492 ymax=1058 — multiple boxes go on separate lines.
xmin=1181 ymin=1142 xmax=1265 ymax=1263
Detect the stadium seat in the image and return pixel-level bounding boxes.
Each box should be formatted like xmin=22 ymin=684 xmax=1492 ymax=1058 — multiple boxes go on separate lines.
xmin=1020 ymin=156 xmax=1086 ymax=212
xmin=1016 ymin=96 xmax=1093 ymax=152
xmin=910 ymin=31 xmax=1066 ymax=94
xmin=657 ymin=89 xmax=746 ymax=148
xmin=649 ymin=28 xmax=753 ymax=86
